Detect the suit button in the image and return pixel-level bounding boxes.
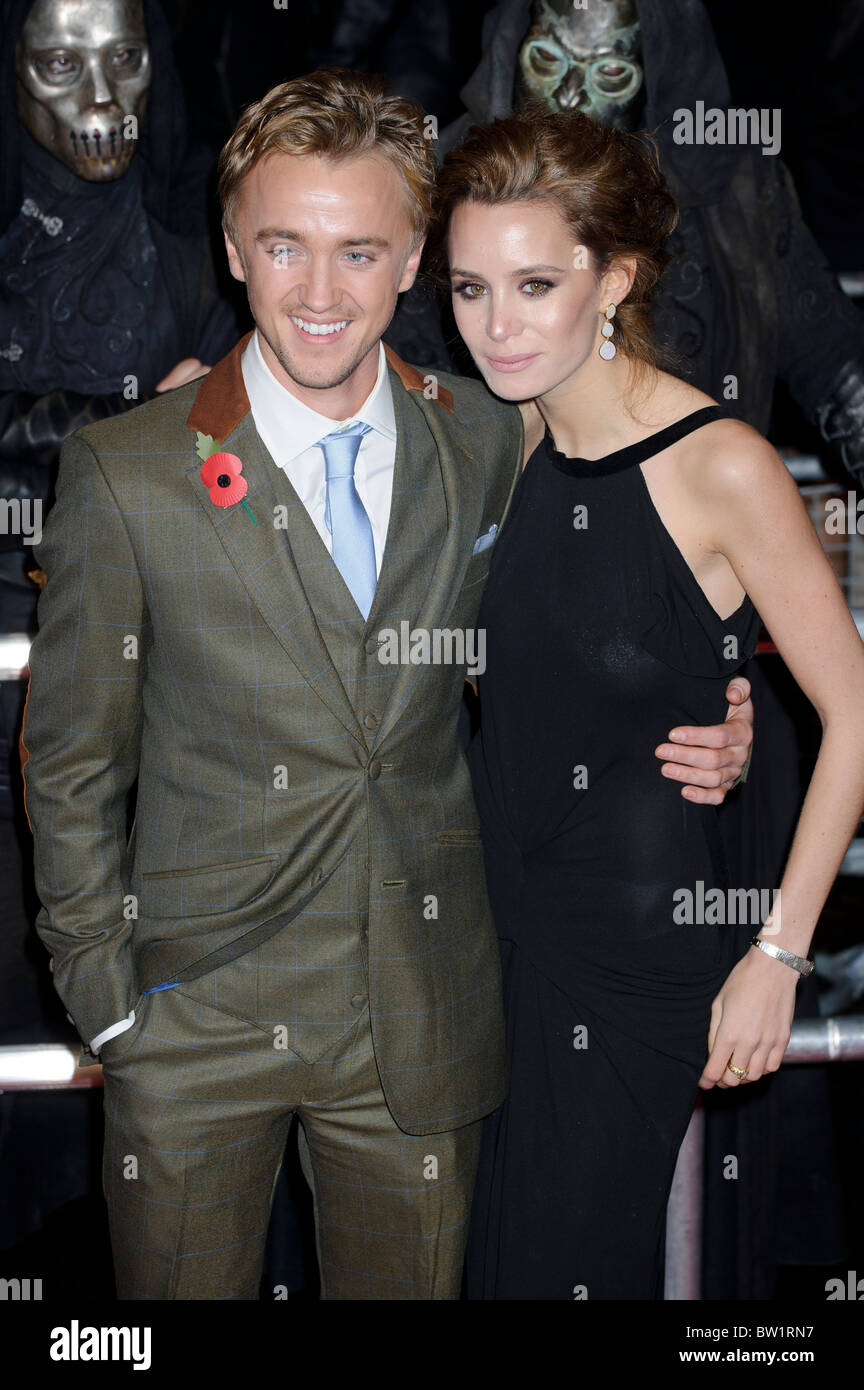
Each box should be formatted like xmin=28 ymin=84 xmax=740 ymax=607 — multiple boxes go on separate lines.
xmin=363 ymin=712 xmax=378 ymax=729
xmin=350 ymin=993 xmax=366 ymax=1009
xmin=368 ymin=759 xmax=382 ymax=780
xmin=364 ymin=638 xmax=379 ymax=655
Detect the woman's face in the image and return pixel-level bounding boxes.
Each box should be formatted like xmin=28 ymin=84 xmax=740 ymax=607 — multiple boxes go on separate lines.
xmin=448 ymin=198 xmax=608 ymax=401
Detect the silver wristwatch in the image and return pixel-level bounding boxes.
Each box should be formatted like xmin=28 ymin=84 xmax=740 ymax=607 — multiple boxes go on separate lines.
xmin=749 ymin=935 xmax=815 ymax=977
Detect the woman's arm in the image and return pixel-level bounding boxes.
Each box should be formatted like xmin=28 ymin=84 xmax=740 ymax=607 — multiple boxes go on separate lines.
xmin=692 ymin=420 xmax=864 ymax=1087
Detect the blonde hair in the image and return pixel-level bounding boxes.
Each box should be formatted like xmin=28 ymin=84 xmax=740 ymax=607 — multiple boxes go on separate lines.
xmin=218 ymin=67 xmax=436 ymax=247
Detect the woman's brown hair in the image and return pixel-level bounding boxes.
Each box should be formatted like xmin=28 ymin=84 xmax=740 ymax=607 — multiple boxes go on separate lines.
xmin=430 ymin=102 xmax=679 ymax=382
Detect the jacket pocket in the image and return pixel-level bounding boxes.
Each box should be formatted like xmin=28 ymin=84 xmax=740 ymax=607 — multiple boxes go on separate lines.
xmin=133 ymin=847 xmax=349 ymax=994
xmin=142 ymin=853 xmax=277 ymax=880
xmin=137 ymin=854 xmax=280 ymax=918
xmin=435 ymin=827 xmax=483 ymax=845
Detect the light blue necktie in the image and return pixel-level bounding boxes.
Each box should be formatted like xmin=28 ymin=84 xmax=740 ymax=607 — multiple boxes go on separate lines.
xmin=320 ymin=422 xmax=377 ymax=619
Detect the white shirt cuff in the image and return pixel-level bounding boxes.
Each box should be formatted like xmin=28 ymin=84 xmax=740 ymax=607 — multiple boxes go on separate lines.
xmin=90 ymin=1011 xmax=136 ymax=1055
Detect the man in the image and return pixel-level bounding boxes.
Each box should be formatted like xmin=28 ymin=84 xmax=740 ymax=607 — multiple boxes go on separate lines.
xmin=20 ymin=68 xmax=752 ymax=1300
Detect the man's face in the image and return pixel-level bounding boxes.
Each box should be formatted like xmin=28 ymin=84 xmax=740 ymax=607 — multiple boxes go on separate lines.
xmin=517 ymin=0 xmax=643 ymax=129
xmin=15 ymin=0 xmax=150 ymax=181
xmin=224 ymin=151 xmax=424 ymax=415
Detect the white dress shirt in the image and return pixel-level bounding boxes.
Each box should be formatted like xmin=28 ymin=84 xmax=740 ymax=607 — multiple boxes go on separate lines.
xmin=241 ymin=329 xmax=397 ymax=573
xmin=89 ymin=332 xmax=397 ymax=1054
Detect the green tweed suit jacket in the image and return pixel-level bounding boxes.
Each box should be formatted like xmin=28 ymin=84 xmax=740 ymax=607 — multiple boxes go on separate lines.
xmin=20 ymin=333 xmax=524 ymax=1134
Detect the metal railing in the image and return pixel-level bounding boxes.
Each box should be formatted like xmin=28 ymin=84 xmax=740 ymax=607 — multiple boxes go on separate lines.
xmin=1 ymin=1020 xmax=862 ymax=1297
xmin=664 ymin=1015 xmax=864 ymax=1300
xmin=0 ymin=1043 xmax=102 ymax=1090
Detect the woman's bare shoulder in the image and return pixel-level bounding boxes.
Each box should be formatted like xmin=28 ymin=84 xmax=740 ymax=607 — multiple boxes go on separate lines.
xmin=651 ymin=374 xmax=771 ymax=467
xmin=682 ymin=413 xmax=789 ymax=509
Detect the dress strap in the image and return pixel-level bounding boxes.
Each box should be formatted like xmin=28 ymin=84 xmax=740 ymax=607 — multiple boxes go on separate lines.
xmin=544 ymin=404 xmax=735 ymax=477
xmin=634 ymin=405 xmax=733 ymax=460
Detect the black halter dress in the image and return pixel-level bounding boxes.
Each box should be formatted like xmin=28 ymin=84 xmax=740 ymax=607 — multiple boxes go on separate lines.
xmin=465 ymin=405 xmax=762 ymax=1300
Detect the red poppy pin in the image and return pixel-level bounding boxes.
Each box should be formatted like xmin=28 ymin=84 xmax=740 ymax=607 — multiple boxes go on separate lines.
xmin=195 ymin=432 xmax=257 ymax=523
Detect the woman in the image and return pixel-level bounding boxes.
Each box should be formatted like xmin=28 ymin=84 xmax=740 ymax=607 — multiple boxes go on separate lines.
xmin=429 ymin=106 xmax=864 ymax=1299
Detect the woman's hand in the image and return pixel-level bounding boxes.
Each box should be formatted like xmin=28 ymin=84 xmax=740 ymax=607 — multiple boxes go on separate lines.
xmin=698 ymin=945 xmax=798 ymax=1089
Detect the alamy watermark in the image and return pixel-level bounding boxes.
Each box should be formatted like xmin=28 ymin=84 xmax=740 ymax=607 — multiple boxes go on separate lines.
xmin=673 ymin=881 xmax=781 ymax=928
xmin=376 ymin=623 xmax=486 ymax=676
xmin=673 ymin=101 xmax=781 ymax=157
xmin=49 ymin=1321 xmax=151 ymax=1370
xmin=0 ymin=498 xmax=41 ymax=545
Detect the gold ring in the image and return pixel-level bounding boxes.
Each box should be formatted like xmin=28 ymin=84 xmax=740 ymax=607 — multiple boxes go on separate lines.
xmin=726 ymin=1058 xmax=749 ymax=1080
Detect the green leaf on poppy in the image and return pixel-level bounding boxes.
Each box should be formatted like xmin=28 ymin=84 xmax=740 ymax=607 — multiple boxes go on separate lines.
xmin=194 ymin=431 xmax=222 ymax=462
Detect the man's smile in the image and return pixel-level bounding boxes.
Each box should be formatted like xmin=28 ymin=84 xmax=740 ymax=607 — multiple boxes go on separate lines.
xmin=289 ymin=314 xmax=351 ymax=343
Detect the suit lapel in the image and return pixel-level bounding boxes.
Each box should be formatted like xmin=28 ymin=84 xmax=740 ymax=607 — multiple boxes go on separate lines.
xmin=368 ymin=373 xmax=487 ymax=752
xmin=184 ymin=336 xmax=362 ymax=744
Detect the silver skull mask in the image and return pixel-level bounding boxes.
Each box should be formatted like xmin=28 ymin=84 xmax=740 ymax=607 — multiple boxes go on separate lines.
xmin=15 ymin=0 xmax=151 ymax=181
xmin=518 ymin=0 xmax=643 ymax=128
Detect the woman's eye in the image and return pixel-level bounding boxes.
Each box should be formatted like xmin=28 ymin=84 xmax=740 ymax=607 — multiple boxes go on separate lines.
xmin=522 ymin=279 xmax=553 ymax=296
xmin=453 ymin=282 xmax=485 ymax=299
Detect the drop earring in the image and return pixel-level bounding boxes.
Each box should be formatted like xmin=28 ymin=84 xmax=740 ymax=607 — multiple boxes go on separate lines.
xmin=599 ymin=303 xmax=617 ymax=359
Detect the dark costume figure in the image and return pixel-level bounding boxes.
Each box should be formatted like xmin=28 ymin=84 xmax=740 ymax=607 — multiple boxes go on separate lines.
xmin=383 ymin=0 xmax=854 ymax=1298
xmin=0 ymin=0 xmax=238 ymax=1260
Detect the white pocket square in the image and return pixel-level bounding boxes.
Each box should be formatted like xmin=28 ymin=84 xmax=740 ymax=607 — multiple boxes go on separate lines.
xmin=472 ymin=523 xmax=498 ymax=556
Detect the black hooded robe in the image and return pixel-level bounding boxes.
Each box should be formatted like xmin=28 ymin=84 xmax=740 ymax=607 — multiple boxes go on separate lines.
xmin=0 ymin=0 xmax=239 ymax=1261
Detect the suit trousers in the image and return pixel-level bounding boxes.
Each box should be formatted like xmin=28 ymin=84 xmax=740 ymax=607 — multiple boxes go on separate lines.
xmin=100 ymin=960 xmax=483 ymax=1300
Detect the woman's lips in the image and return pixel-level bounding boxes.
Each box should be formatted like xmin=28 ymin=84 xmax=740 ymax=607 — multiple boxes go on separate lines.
xmin=485 ymin=352 xmax=540 ymax=373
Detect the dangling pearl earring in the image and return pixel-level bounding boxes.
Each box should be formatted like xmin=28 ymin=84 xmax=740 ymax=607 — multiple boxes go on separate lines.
xmin=599 ymin=303 xmax=617 ymax=359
